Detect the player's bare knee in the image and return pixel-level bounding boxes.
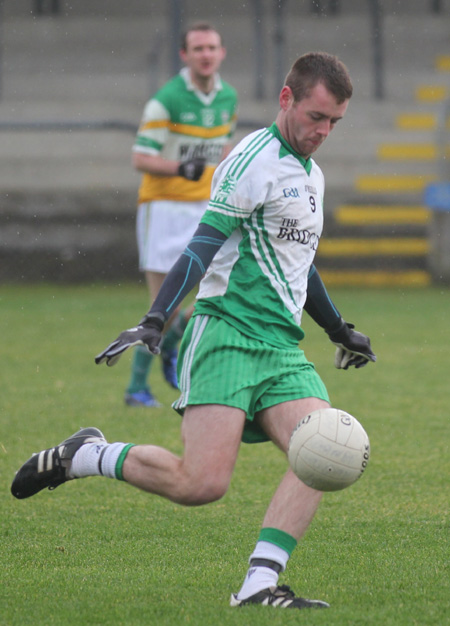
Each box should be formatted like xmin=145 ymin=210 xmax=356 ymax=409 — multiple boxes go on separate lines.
xmin=196 ymin=479 xmax=229 ymax=505
xmin=176 ymin=474 xmax=229 ymax=506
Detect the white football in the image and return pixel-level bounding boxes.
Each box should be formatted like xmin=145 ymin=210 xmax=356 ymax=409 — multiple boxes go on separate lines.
xmin=288 ymin=408 xmax=370 ymax=492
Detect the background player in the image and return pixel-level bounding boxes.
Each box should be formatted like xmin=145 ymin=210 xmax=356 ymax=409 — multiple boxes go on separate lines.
xmin=126 ymin=21 xmax=238 ymax=407
xmin=12 ymin=52 xmax=375 ymax=609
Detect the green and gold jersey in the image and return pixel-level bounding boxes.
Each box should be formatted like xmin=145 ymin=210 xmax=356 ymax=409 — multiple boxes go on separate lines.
xmin=134 ymin=67 xmax=238 ymax=203
xmin=196 ymin=123 xmax=325 ymax=349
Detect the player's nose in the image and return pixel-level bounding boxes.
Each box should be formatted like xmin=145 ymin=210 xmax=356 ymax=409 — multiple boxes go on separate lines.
xmin=317 ymin=119 xmax=331 ymax=137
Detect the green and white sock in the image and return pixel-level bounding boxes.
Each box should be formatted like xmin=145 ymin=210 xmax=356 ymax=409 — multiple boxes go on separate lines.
xmin=237 ymin=528 xmax=297 ymax=600
xmin=70 ymin=442 xmax=135 ymax=480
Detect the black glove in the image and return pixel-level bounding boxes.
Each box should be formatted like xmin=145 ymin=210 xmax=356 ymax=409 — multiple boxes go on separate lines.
xmin=95 ymin=314 xmax=164 ymax=367
xmin=178 ymin=157 xmax=206 ymax=181
xmin=327 ymin=320 xmax=376 ymax=370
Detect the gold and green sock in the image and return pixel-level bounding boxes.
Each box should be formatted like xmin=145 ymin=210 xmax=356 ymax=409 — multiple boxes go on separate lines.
xmin=161 ymin=310 xmax=189 ymax=354
xmin=126 ymin=345 xmax=153 ymax=393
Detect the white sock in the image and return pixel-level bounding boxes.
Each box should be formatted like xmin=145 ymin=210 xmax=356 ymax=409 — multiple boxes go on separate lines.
xmin=70 ymin=442 xmax=128 ymax=479
xmin=236 ymin=541 xmax=290 ymax=600
xmin=236 ymin=566 xmax=279 ymax=600
xmin=249 ymin=541 xmax=290 ymax=571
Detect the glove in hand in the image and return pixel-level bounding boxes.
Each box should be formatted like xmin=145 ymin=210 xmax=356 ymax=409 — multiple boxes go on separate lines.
xmin=178 ymin=157 xmax=206 ymax=181
xmin=95 ymin=316 xmax=163 ymax=367
xmin=327 ymin=321 xmax=376 ymax=370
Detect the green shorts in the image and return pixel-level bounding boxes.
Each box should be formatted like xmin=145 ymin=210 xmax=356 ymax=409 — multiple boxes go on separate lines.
xmin=173 ymin=314 xmax=329 ymax=444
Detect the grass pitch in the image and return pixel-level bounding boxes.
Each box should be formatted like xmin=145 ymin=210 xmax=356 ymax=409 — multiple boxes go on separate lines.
xmin=1 ymin=283 xmax=449 ymax=625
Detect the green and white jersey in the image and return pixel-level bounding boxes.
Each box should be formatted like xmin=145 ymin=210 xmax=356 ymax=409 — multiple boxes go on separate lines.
xmin=196 ymin=123 xmax=325 ymax=349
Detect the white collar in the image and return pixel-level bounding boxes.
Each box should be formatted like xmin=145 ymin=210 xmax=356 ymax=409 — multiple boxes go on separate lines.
xmin=180 ymin=67 xmax=223 ymax=106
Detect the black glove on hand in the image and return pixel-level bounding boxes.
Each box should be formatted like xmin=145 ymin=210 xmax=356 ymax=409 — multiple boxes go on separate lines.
xmin=327 ymin=320 xmax=376 ymax=370
xmin=95 ymin=314 xmax=164 ymax=367
xmin=178 ymin=157 xmax=206 ymax=181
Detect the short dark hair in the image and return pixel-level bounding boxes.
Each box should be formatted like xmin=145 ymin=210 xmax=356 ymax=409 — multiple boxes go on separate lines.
xmin=284 ymin=52 xmax=353 ymax=104
xmin=181 ymin=22 xmax=222 ymax=51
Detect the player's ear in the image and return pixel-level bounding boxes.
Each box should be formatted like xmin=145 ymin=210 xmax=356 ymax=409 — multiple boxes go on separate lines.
xmin=279 ymin=86 xmax=294 ymax=111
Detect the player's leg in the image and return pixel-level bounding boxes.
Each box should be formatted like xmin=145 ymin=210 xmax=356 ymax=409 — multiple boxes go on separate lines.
xmin=11 ymin=404 xmax=246 ymax=506
xmin=125 ymin=271 xmax=167 ymax=407
xmin=232 ymin=397 xmax=330 ymax=609
xmin=258 ymin=396 xmax=330 ymax=537
xmin=126 ymin=202 xmax=165 ymax=406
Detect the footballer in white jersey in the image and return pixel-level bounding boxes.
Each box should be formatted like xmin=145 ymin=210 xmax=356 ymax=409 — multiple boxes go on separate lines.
xmin=89 ymin=53 xmax=377 ymax=612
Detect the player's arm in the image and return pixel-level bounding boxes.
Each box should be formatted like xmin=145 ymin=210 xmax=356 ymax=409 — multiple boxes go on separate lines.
xmin=95 ymin=223 xmax=228 ymax=366
xmin=304 ymin=264 xmax=376 ymax=370
xmin=132 ymin=151 xmax=206 ymax=181
xmin=132 ymin=152 xmax=179 ymax=176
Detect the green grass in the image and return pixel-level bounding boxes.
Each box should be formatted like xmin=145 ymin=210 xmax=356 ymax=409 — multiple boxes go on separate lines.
xmin=1 ymin=283 xmax=449 ymax=625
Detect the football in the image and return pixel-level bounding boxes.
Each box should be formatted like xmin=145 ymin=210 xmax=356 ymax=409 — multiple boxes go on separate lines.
xmin=288 ymin=408 xmax=370 ymax=492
